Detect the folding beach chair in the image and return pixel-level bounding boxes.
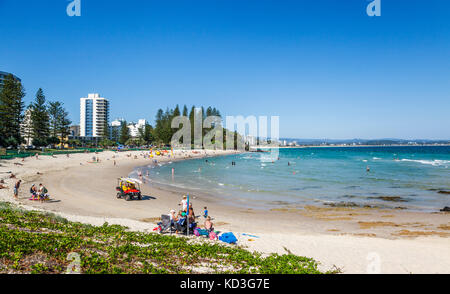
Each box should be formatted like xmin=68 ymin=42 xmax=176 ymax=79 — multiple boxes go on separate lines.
xmin=175 ymin=217 xmax=187 ymax=234
xmin=158 ymin=214 xmax=175 ymax=234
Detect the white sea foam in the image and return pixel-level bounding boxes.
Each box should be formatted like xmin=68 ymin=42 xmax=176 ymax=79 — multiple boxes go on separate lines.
xmin=373 ymin=157 xmax=381 ymax=160
xmin=400 ymin=159 xmax=450 ymax=166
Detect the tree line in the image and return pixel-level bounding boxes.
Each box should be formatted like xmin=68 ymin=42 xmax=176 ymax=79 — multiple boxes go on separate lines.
xmin=0 ymin=73 xmax=242 ymax=149
xmin=0 ymin=74 xmax=71 ymax=148
xmin=111 ymin=105 xmax=242 ymax=149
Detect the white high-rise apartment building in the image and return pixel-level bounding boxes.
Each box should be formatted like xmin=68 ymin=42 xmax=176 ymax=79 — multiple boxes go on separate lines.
xmin=110 ymin=118 xmax=147 ymax=138
xmin=80 ymin=93 xmax=110 ymax=137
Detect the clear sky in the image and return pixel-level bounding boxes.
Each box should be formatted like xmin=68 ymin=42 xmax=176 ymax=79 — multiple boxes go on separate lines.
xmin=1 ymin=0 xmax=449 ymax=139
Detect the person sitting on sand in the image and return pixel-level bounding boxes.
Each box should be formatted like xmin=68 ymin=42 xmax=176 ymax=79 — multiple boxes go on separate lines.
xmin=188 ymin=202 xmax=195 ymax=223
xmin=38 ymin=183 xmax=48 ymax=202
xmin=204 ymin=216 xmax=214 ymax=233
xmin=30 ymin=184 xmax=38 ymax=200
xmin=169 ymin=209 xmax=178 ymax=225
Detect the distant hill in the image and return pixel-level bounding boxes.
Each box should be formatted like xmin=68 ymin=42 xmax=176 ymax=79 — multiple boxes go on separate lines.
xmin=279 ymin=138 xmax=450 ymax=146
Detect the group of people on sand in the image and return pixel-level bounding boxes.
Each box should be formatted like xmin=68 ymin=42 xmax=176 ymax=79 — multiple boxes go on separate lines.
xmin=11 ymin=179 xmax=49 ymax=203
xmin=29 ymin=183 xmax=50 ymax=202
xmin=166 ymin=195 xmax=214 ymax=234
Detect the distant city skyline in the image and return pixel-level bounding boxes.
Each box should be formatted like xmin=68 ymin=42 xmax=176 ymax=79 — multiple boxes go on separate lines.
xmin=1 ymin=1 xmax=449 ymax=139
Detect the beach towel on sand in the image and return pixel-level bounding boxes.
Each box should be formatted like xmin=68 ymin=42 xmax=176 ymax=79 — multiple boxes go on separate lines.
xmin=194 ymin=228 xmax=209 ymax=236
xmin=219 ymin=232 xmax=237 ymax=244
xmin=209 ymin=231 xmax=218 ymax=240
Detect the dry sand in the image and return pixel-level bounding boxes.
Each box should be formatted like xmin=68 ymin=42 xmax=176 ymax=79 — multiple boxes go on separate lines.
xmin=1 ymin=149 xmax=449 ymax=274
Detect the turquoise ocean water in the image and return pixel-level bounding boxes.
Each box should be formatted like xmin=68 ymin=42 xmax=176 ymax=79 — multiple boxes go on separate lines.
xmin=137 ymin=146 xmax=450 ymax=212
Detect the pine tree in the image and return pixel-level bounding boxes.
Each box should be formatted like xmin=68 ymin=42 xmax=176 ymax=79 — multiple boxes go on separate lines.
xmin=0 ymin=74 xmax=25 ymax=147
xmin=30 ymin=88 xmax=50 ymax=147
xmin=48 ymin=101 xmax=63 ymax=138
xmin=143 ymin=123 xmax=154 ymax=145
xmin=111 ymin=127 xmax=119 ymax=143
xmin=48 ymin=101 xmax=72 ymax=147
xmin=58 ymin=107 xmax=72 ymax=147
xmin=119 ymin=120 xmax=130 ymax=145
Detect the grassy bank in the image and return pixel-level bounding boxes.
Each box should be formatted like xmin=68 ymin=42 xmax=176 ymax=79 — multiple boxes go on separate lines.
xmin=0 ymin=148 xmax=104 ymax=160
xmin=0 ymin=202 xmax=329 ymax=274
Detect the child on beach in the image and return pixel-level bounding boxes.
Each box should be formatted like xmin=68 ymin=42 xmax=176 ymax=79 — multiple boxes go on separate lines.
xmin=204 ymin=216 xmax=214 ymax=233
xmin=203 ymin=207 xmax=208 ymax=218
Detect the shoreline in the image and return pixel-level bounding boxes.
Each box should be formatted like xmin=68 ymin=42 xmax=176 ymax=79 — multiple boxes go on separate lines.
xmin=1 ymin=149 xmax=449 ymax=273
xmin=251 ymin=144 xmax=450 ymax=149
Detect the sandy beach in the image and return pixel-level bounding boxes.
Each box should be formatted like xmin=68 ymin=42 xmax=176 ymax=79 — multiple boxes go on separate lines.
xmin=1 ymin=150 xmax=449 ymax=274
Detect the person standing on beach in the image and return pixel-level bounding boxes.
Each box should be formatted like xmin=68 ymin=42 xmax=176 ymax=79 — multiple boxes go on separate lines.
xmin=180 ymin=195 xmax=188 ymax=212
xmin=13 ymin=180 xmax=21 ymax=199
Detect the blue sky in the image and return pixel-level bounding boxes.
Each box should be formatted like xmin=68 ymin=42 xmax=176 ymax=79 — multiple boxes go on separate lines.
xmin=1 ymin=0 xmax=449 ymax=139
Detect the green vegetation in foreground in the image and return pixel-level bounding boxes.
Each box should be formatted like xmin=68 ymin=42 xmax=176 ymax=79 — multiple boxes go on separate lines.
xmin=0 ymin=202 xmax=329 ymax=274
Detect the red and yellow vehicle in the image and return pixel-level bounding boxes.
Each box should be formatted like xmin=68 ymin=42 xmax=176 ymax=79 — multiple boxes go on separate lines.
xmin=116 ymin=178 xmax=142 ymax=201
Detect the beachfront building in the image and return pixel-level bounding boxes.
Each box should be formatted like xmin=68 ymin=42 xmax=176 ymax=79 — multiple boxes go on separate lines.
xmin=80 ymin=94 xmax=110 ymax=138
xmin=110 ymin=118 xmax=147 ymax=139
xmin=128 ymin=119 xmax=147 ymax=137
xmin=0 ymin=71 xmax=21 ymax=90
xmin=69 ymin=125 xmax=80 ymax=137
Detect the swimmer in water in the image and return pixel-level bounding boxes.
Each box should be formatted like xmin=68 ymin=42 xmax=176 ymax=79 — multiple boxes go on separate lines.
xmin=366 ymin=166 xmax=370 ymax=172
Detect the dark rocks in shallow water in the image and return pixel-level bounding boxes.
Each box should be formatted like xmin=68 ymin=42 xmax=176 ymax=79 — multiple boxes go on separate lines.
xmin=324 ymin=201 xmax=359 ymax=208
xmin=371 ymin=196 xmax=407 ymax=202
xmin=427 ymin=188 xmax=450 ymax=194
xmin=440 ymin=206 xmax=450 ymax=212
